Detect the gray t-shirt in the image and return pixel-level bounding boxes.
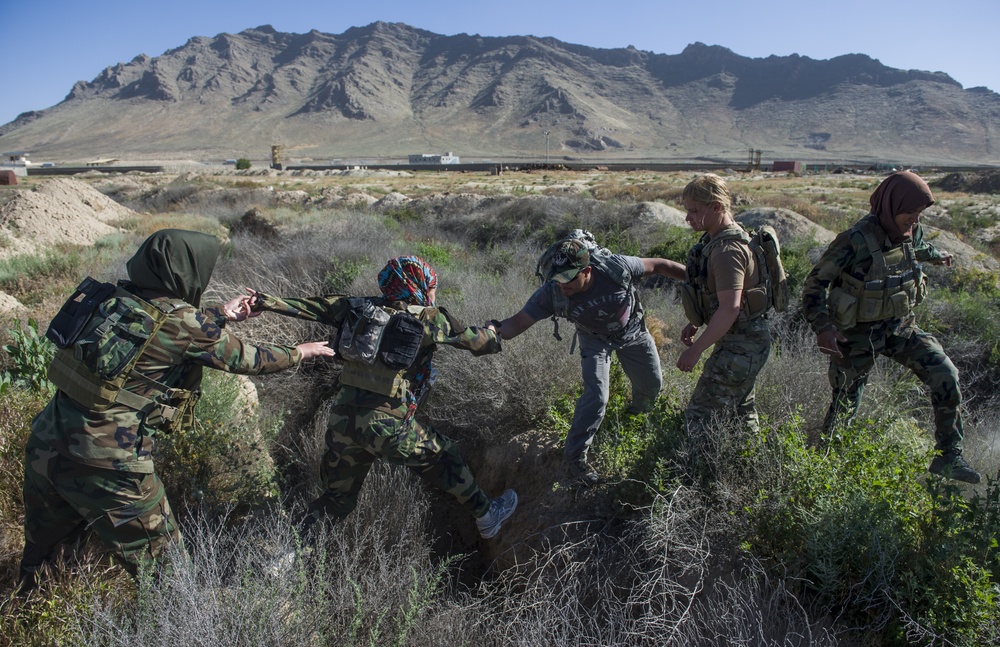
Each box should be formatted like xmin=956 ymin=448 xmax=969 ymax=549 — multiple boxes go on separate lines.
xmin=524 ymin=255 xmax=645 ymax=337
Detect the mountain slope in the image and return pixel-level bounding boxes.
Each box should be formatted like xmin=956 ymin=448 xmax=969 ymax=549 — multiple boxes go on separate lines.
xmin=2 ymin=22 xmax=998 ymax=164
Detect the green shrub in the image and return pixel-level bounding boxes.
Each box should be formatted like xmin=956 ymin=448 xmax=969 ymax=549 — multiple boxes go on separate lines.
xmin=890 ymin=477 xmax=1000 ymax=644
xmin=324 ymin=256 xmax=369 ymax=293
xmin=235 ymin=158 xmax=252 ymax=170
xmin=0 ymin=388 xmax=49 ymax=566
xmin=918 ymin=268 xmax=1000 ymax=357
xmin=413 ymin=240 xmax=463 ymax=271
xmin=384 ymin=205 xmax=424 ymax=224
xmin=545 ymin=363 xmax=687 ymax=509
xmin=154 ymin=371 xmax=281 ymax=512
xmin=1 ymin=319 xmax=55 ymax=394
xmin=745 ymin=418 xmax=1000 ymax=645
xmin=646 ymin=227 xmax=702 ymax=263
xmin=777 ymin=237 xmax=821 ymax=297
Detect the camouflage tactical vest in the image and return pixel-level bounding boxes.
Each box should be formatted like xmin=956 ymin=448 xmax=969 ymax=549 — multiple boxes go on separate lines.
xmin=537 ymin=230 xmax=642 ymax=340
xmin=680 ymin=226 xmax=768 ymax=327
xmin=826 ymin=216 xmax=925 ymax=329
xmin=548 ymin=253 xmax=641 ymax=330
xmin=47 ymin=282 xmax=200 ymax=433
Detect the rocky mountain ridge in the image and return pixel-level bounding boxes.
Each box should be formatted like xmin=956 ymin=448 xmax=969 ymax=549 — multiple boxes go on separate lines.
xmin=3 ymin=22 xmax=998 ymax=164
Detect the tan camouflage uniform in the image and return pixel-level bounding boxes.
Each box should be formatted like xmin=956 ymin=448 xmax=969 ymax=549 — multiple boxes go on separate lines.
xmin=684 ymin=224 xmax=772 ymax=442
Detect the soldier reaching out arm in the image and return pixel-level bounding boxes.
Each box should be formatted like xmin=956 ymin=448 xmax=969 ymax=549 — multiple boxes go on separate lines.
xmin=494 ymin=235 xmax=684 ymax=486
xmin=249 ymin=256 xmax=517 ymax=541
xmin=19 ymin=229 xmax=334 ymax=594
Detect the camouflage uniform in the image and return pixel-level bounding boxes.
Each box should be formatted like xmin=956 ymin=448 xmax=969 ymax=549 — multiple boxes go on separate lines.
xmin=21 ymin=231 xmax=303 ymax=585
xmin=684 ymin=225 xmax=772 ymax=441
xmin=255 ymin=293 xmax=501 ymax=521
xmin=802 ymin=214 xmax=963 ymax=450
xmin=685 ymin=318 xmax=771 ymax=439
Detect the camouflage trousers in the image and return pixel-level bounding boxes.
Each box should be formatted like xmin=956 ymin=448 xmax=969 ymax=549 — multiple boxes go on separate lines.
xmin=20 ymin=434 xmax=180 ymax=583
xmin=822 ymin=321 xmax=963 ymax=450
xmin=307 ymin=404 xmax=490 ymax=522
xmin=685 ymin=318 xmax=771 ymax=444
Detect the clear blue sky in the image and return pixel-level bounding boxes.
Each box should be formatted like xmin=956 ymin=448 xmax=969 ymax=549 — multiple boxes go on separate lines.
xmin=2 ymin=0 xmax=998 ymax=126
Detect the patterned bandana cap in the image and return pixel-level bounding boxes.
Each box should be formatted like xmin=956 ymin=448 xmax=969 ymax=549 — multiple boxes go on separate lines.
xmin=545 ymin=239 xmax=591 ymax=283
xmin=378 ymin=256 xmax=438 ymax=305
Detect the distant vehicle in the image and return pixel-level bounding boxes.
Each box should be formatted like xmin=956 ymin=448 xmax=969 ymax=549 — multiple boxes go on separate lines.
xmin=41 ymin=162 xmax=56 ymax=168
xmin=223 ymin=159 xmax=238 ymax=165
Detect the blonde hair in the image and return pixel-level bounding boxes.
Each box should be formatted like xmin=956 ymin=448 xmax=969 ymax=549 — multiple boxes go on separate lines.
xmin=682 ymin=173 xmax=732 ymax=213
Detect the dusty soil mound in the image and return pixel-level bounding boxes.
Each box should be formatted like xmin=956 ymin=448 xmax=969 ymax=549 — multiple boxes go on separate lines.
xmin=473 ymin=429 xmax=619 ymax=569
xmin=0 ymin=291 xmax=25 ymax=315
xmin=0 ymin=178 xmax=135 ymax=259
xmin=935 ymin=171 xmax=1000 ymax=195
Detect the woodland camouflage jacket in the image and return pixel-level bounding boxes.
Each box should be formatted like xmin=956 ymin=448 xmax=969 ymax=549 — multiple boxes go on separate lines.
xmin=802 ymin=214 xmax=945 ymax=334
xmin=32 ymin=294 xmax=303 ymax=473
xmin=255 ymin=293 xmax=500 ymax=417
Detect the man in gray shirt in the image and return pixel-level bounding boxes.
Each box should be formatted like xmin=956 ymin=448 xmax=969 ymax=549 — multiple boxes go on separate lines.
xmin=495 ymin=238 xmax=685 ymax=485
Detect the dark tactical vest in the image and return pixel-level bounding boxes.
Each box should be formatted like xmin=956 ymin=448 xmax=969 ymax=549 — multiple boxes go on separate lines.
xmin=537 ymin=231 xmax=642 ymax=341
xmin=826 ymin=215 xmax=926 ymax=330
xmin=338 ymin=300 xmax=427 ymax=399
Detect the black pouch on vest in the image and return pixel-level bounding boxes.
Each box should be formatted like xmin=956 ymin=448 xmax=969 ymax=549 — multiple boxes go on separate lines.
xmin=379 ymin=312 xmax=424 ymax=369
xmin=45 ymin=277 xmax=117 ymax=348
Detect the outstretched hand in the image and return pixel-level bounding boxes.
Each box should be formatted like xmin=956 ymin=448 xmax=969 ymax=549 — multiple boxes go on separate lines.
xmin=244 ymin=287 xmax=265 ymax=311
xmin=222 ymin=294 xmax=259 ymax=322
xmin=816 ymin=328 xmax=848 ymax=358
xmin=933 ymin=252 xmax=954 ymax=267
xmin=676 ymin=346 xmax=702 ymax=373
xmin=297 ymin=341 xmax=336 ymax=360
xmin=680 ymin=323 xmax=699 ymax=348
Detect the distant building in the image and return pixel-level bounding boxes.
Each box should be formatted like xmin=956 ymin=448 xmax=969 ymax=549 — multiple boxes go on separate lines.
xmin=772 ymin=161 xmax=802 ymax=173
xmin=408 ymin=152 xmax=459 ymax=165
xmin=0 ymin=151 xmax=30 ymax=176
xmin=2 ymin=151 xmax=30 ymax=165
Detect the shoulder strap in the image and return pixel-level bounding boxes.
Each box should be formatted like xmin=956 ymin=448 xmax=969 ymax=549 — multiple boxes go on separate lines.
xmin=703 ymin=226 xmax=750 ymax=256
xmin=589 ymin=252 xmax=633 ymax=290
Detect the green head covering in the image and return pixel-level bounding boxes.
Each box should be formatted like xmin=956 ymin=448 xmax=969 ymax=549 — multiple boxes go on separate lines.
xmin=126 ymin=229 xmax=220 ymax=306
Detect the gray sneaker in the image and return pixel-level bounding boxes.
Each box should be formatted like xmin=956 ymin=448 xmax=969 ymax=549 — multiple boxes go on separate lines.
xmin=566 ymin=459 xmax=599 ymax=487
xmin=477 ymin=489 xmax=518 ymax=539
xmin=929 ymin=451 xmax=982 ymax=484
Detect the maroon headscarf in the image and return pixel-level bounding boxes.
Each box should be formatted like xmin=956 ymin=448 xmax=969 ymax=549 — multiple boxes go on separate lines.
xmin=869 ymin=171 xmax=935 ymax=243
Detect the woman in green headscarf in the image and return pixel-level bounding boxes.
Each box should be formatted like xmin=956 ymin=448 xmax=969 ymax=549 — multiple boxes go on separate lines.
xmin=18 ymin=229 xmax=334 ymax=592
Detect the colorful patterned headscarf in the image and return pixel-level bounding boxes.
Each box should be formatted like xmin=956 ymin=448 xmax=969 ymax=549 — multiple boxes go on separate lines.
xmin=378 ymin=256 xmax=438 ymax=305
